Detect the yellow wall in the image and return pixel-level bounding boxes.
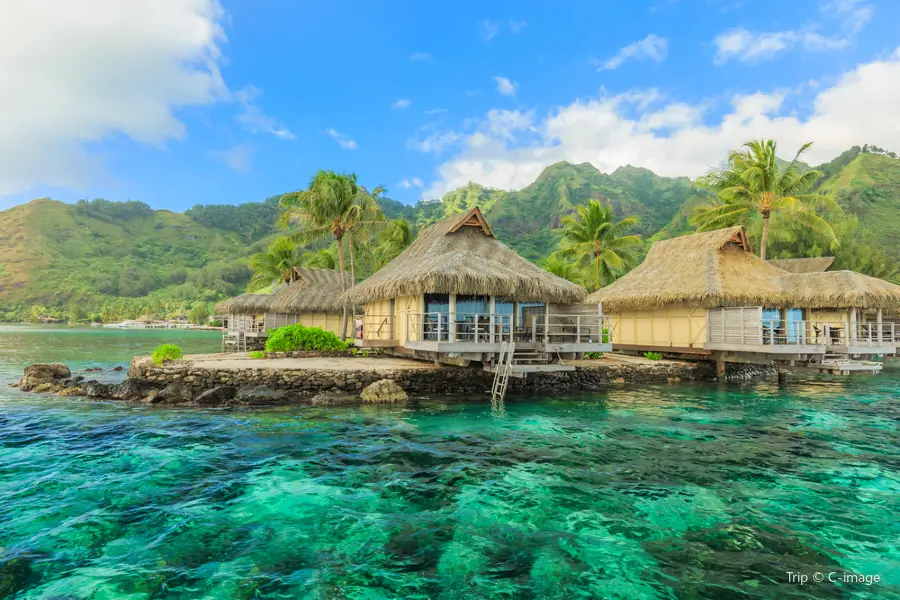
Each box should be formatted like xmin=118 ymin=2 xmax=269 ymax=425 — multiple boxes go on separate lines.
xmin=363 ymin=299 xmax=395 ymax=341
xmin=395 ymin=294 xmax=422 ymax=344
xmin=610 ymin=307 xmax=708 ymax=349
xmin=296 ymin=312 xmax=344 ymax=337
xmin=362 ymin=295 xmax=422 ymax=343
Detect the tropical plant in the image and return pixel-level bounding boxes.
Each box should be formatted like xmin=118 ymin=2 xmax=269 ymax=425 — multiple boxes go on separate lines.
xmin=152 ymin=344 xmax=183 ymax=365
xmin=375 ymin=219 xmax=413 ymax=268
xmin=344 ymin=184 xmax=387 ymax=282
xmin=551 ymin=201 xmax=642 ymax=290
xmin=643 ymin=351 xmax=662 ymax=361
xmin=249 ymin=351 xmax=266 ymax=359
xmin=300 ymin=247 xmax=338 ymax=270
xmin=693 ymin=139 xmax=841 ymax=260
xmin=264 ymin=324 xmax=348 ymax=352
xmin=540 ymin=254 xmax=586 ymax=286
xmin=247 ymin=238 xmax=302 ymax=292
xmin=279 ymin=171 xmax=386 ymax=285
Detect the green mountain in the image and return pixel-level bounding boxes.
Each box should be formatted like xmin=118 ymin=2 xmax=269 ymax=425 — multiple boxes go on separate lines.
xmin=2 ymin=148 xmax=898 ymax=320
xmin=0 ymin=198 xmax=280 ymax=321
xmin=816 ymin=148 xmax=900 ymax=262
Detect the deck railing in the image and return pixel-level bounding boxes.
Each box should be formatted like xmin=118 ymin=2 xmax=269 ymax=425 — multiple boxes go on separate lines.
xmin=707 ymin=308 xmax=814 ymax=347
xmin=405 ymin=312 xmax=514 ymax=343
xmin=813 ymin=321 xmax=896 ymax=347
xmin=530 ymin=314 xmax=611 ymax=344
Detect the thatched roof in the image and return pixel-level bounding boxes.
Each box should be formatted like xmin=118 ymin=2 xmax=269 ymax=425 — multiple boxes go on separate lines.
xmin=588 ymin=226 xmax=900 ymax=311
xmin=341 ymin=207 xmax=586 ymax=305
xmin=215 ymin=268 xmax=354 ymax=315
xmin=768 ymin=257 xmax=834 ymax=273
xmin=784 ymin=271 xmax=900 ymax=310
xmin=588 ymin=227 xmax=791 ymax=311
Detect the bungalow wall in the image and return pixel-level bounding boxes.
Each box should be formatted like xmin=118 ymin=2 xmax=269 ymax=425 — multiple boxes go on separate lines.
xmin=263 ymin=311 xmax=344 ymax=336
xmin=610 ymin=307 xmax=708 ymax=350
xmin=363 ymin=294 xmax=422 ymax=344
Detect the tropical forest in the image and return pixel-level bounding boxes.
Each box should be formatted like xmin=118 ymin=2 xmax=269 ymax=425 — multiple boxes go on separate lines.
xmin=1 ymin=141 xmax=898 ymax=323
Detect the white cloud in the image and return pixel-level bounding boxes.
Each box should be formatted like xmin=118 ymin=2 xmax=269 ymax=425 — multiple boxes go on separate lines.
xmin=493 ymin=76 xmax=518 ymax=96
xmin=234 ymin=85 xmax=295 ymax=139
xmin=410 ymin=51 xmax=431 ymax=61
xmin=714 ymin=28 xmax=847 ymax=63
xmin=424 ymin=108 xmax=448 ymax=115
xmin=408 ymin=129 xmax=462 ymax=155
xmin=398 ymin=177 xmax=424 ymax=189
xmin=0 ymin=0 xmax=228 ymax=196
xmin=211 ymin=144 xmax=253 ymax=173
xmin=509 ymin=17 xmax=527 ymax=34
xmin=597 ymin=35 xmax=668 ymax=71
xmin=391 ymin=98 xmax=412 ymax=110
xmin=714 ymin=0 xmax=873 ymax=63
xmin=423 ymin=49 xmax=900 ymax=199
xmin=325 ymin=129 xmax=358 ymax=150
xmin=481 ymin=20 xmax=501 ymax=41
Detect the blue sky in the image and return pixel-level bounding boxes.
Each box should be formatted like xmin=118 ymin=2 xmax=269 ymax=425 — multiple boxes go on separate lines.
xmin=1 ymin=0 xmax=899 ymax=211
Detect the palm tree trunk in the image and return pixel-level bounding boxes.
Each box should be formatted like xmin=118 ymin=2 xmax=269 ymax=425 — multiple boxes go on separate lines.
xmin=348 ymin=232 xmax=357 ymax=284
xmin=759 ymin=213 xmax=770 ymax=261
xmin=336 ymin=235 xmax=350 ymax=339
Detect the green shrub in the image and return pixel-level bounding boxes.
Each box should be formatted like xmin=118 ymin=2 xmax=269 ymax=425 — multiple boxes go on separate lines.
xmin=264 ymin=324 xmax=348 ymax=353
xmin=152 ymin=344 xmax=183 ymax=365
xmin=644 ymin=351 xmax=663 ymax=361
xmin=601 ymin=327 xmax=610 ymax=344
xmin=584 ymin=352 xmax=604 ymax=359
xmin=249 ymin=351 xmax=265 ymax=359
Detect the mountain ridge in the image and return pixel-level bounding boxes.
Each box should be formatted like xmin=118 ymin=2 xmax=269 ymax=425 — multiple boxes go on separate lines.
xmin=2 ymin=146 xmax=898 ymax=319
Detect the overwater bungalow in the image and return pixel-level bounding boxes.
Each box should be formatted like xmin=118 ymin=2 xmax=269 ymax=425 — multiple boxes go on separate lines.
xmin=216 ymin=267 xmax=353 ymax=350
xmin=341 ymin=207 xmax=611 ymax=373
xmin=588 ymin=226 xmax=900 ymax=375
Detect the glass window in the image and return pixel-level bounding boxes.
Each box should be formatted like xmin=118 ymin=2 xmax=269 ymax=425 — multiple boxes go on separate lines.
xmin=456 ymin=294 xmax=489 ymax=317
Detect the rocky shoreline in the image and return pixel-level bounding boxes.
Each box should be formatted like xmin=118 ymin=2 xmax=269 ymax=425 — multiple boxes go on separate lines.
xmin=9 ymin=355 xmax=727 ymax=407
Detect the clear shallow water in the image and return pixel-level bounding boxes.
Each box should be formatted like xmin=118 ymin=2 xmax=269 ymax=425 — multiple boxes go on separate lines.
xmin=0 ymin=326 xmax=898 ymax=599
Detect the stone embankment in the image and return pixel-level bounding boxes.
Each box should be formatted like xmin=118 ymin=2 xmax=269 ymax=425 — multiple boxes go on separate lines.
xmin=12 ymin=354 xmax=722 ymax=407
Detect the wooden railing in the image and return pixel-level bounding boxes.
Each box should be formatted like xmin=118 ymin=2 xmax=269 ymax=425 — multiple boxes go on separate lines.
xmin=405 ymin=312 xmax=514 ymax=343
xmin=530 ymin=314 xmax=611 ymax=344
xmin=813 ymin=321 xmax=896 ymax=347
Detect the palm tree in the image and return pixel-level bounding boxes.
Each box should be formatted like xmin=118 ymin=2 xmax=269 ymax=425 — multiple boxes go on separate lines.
xmin=540 ymin=254 xmax=586 ymax=287
xmin=300 ymin=247 xmax=338 ymax=270
xmin=247 ymin=238 xmax=302 ymax=292
xmin=343 ymin=184 xmax=387 ymax=282
xmin=374 ymin=219 xmax=413 ymax=269
xmin=279 ymin=171 xmax=386 ymax=285
xmin=693 ymin=139 xmax=841 ymax=260
xmin=551 ymin=201 xmax=643 ymax=290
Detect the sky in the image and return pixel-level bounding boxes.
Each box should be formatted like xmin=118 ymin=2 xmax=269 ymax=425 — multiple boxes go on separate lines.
xmin=1 ymin=0 xmax=899 ymax=211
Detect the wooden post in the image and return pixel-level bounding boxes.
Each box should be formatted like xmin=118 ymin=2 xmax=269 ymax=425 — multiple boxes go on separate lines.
xmin=531 ymin=315 xmax=537 ymax=343
xmin=576 ymin=315 xmax=581 ymax=344
xmin=489 ymin=296 xmax=496 ymax=344
xmin=877 ymin=308 xmax=883 ymax=344
xmin=448 ymin=293 xmax=456 ymax=343
xmin=850 ymin=307 xmax=858 ymax=346
xmin=544 ymin=304 xmax=550 ymax=345
xmin=714 ymin=352 xmax=726 ymax=378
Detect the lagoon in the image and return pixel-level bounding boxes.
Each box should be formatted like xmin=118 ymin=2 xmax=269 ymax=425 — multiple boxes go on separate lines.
xmin=0 ymin=325 xmax=898 ymax=599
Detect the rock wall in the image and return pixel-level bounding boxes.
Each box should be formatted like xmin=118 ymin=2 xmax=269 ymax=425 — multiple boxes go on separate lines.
xmin=128 ymin=358 xmax=717 ymax=398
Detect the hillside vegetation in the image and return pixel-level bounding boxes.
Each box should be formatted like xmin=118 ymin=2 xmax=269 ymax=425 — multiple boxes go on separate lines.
xmin=1 ymin=146 xmax=898 ymax=321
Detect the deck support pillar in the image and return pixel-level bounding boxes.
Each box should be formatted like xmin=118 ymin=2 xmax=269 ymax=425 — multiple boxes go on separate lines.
xmin=777 ymin=370 xmax=790 ymax=386
xmin=448 ymin=293 xmax=456 ymax=343
xmin=714 ymin=352 xmax=726 ymax=378
xmin=877 ymin=308 xmax=883 ymax=343
xmin=849 ymin=307 xmax=857 ymax=346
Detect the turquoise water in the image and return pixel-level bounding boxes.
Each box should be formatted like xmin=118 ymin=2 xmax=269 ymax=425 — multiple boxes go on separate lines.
xmin=0 ymin=326 xmax=898 ymax=599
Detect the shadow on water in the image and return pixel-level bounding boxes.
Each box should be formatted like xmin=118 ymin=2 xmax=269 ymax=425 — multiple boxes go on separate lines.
xmin=0 ymin=326 xmax=898 ymax=598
